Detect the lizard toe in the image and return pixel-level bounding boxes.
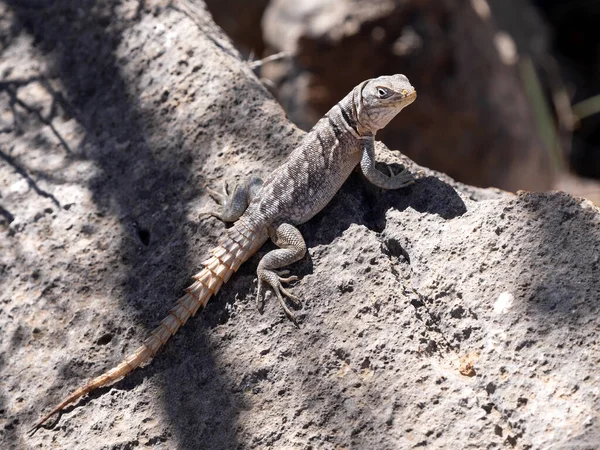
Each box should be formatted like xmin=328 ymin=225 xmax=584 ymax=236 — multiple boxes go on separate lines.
xmin=258 ymin=269 xmax=302 ymax=320
xmin=206 ymin=187 xmax=225 ymax=205
xmin=274 ymin=270 xmax=299 ymax=284
xmin=395 ymin=168 xmax=414 ymax=184
xmin=275 ymin=291 xmax=298 ymax=323
xmin=256 ymin=280 xmax=266 ymax=311
xmin=280 ymin=286 xmax=301 ymax=305
xmin=279 ymin=275 xmax=299 ymax=284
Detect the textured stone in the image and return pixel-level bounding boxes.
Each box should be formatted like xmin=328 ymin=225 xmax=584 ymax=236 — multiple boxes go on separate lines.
xmin=1 ymin=2 xmax=599 ymax=449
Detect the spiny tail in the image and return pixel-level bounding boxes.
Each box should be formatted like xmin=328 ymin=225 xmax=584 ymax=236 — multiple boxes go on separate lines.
xmin=30 ymin=223 xmax=264 ymax=432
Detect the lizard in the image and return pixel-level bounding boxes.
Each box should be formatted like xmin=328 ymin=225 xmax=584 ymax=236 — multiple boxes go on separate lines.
xmin=31 ymin=74 xmax=417 ymax=431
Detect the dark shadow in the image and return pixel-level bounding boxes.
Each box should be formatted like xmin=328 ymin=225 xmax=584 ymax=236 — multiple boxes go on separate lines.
xmin=0 ymin=204 xmax=15 ymax=225
xmin=4 ymin=1 xmax=240 ymax=448
xmin=301 ymin=171 xmax=467 ymax=252
xmin=369 ymin=175 xmax=467 ymax=230
xmin=0 ymin=77 xmax=73 ymax=153
xmin=515 ymin=191 xmax=600 ymax=323
xmin=0 ymin=148 xmax=60 ymax=207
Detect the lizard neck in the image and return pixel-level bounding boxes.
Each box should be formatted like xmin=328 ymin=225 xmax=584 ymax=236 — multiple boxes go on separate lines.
xmin=347 ymin=81 xmax=376 ymax=137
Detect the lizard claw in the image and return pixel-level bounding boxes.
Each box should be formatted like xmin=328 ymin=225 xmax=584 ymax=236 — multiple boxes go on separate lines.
xmin=201 ymin=183 xmax=232 ymax=221
xmin=387 ymin=166 xmax=414 ymax=188
xmin=206 ymin=182 xmax=228 ymax=205
xmin=256 ymin=270 xmax=302 ymax=322
xmin=280 ymin=285 xmax=301 ymax=304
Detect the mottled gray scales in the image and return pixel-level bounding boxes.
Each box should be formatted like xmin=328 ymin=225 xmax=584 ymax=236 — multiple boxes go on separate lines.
xmin=32 ymin=74 xmax=417 ymax=430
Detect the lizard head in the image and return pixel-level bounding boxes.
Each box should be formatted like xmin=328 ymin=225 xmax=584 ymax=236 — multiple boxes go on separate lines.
xmin=355 ymin=74 xmax=416 ymax=134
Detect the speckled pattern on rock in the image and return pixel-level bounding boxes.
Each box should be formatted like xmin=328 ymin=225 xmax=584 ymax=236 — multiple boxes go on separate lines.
xmin=1 ymin=1 xmax=599 ymax=450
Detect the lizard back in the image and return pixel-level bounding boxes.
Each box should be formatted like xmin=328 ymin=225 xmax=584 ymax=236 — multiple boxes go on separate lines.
xmin=247 ymin=94 xmax=363 ymax=226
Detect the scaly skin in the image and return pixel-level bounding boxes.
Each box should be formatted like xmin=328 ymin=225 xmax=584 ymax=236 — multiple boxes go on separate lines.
xmin=31 ymin=74 xmax=416 ymax=431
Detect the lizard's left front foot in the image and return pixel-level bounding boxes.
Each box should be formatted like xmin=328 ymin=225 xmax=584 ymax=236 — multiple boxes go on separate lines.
xmin=363 ymin=162 xmax=415 ymax=190
xmin=360 ymin=140 xmax=415 ymax=190
xmin=381 ymin=165 xmax=414 ymax=189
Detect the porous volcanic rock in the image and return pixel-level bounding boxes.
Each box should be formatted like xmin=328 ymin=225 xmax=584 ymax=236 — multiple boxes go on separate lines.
xmin=1 ymin=1 xmax=599 ymax=449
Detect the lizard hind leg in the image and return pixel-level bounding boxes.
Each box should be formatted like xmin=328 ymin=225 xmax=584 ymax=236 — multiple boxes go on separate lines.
xmin=203 ymin=176 xmax=263 ymax=223
xmin=256 ymin=222 xmax=306 ymax=323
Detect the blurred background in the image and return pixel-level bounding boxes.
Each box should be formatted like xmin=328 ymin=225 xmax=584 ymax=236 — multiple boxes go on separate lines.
xmin=206 ymin=0 xmax=600 ymax=202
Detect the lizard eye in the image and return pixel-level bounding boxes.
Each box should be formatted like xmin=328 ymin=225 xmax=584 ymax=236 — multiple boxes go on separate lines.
xmin=377 ymin=87 xmax=392 ymax=99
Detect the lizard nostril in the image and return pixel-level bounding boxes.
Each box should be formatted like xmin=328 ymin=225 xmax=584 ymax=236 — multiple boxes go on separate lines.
xmin=401 ymin=89 xmax=408 ymax=96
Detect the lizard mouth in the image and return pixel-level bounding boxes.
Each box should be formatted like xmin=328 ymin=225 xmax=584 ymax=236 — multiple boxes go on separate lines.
xmin=389 ymin=90 xmax=416 ymax=107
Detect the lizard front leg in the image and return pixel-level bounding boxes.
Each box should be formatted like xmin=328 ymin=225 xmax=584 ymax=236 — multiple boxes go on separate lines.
xmin=360 ymin=136 xmax=414 ymax=189
xmin=257 ymin=222 xmax=306 ymax=323
xmin=203 ymin=176 xmax=263 ymax=222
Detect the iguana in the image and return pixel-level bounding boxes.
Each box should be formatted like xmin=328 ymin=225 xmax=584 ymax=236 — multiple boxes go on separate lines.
xmin=31 ymin=74 xmax=417 ymax=431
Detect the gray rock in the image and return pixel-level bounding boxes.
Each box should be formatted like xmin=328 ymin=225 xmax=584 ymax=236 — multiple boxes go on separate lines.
xmin=1 ymin=2 xmax=598 ymax=449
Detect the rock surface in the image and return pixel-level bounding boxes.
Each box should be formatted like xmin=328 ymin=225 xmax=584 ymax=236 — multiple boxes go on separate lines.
xmin=1 ymin=1 xmax=599 ymax=449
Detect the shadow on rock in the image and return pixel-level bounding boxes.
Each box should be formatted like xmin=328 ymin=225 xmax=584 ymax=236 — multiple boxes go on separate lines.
xmin=372 ymin=175 xmax=467 ymax=226
xmin=5 ymin=1 xmax=239 ymax=448
xmin=515 ymin=192 xmax=600 ymax=324
xmin=302 ymin=172 xmax=466 ymax=250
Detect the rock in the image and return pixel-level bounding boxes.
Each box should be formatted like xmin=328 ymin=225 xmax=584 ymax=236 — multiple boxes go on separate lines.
xmin=262 ymin=0 xmax=554 ymax=192
xmin=1 ymin=1 xmax=599 ymax=449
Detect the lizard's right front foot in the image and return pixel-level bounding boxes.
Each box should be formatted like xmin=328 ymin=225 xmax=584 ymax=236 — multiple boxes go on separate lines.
xmin=257 ymin=269 xmax=301 ymax=323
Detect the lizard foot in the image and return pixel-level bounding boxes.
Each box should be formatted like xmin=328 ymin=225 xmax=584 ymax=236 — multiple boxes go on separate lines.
xmin=257 ymin=269 xmax=301 ymax=323
xmin=385 ymin=165 xmax=415 ymax=188
xmin=201 ymin=177 xmax=263 ymax=223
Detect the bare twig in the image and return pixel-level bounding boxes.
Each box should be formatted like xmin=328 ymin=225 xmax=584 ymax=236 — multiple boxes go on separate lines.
xmin=248 ymin=52 xmax=289 ymax=69
xmin=0 ymin=150 xmax=60 ymax=207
